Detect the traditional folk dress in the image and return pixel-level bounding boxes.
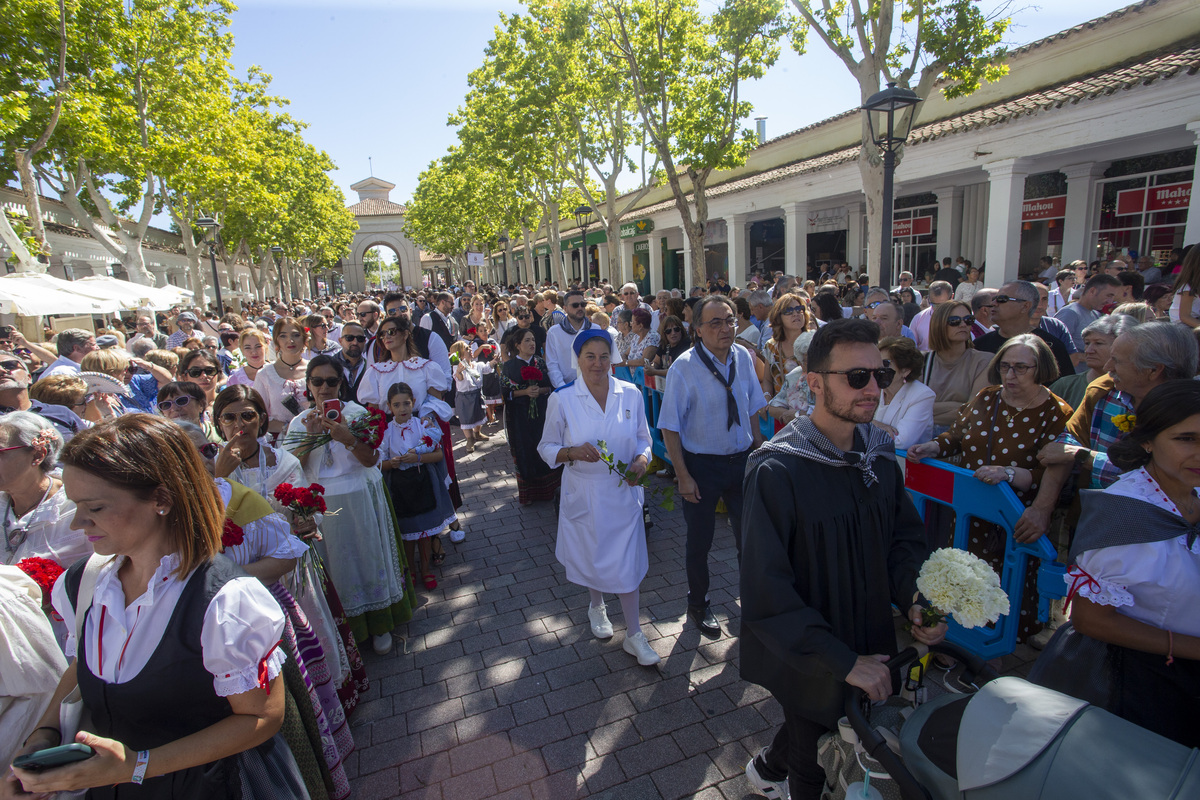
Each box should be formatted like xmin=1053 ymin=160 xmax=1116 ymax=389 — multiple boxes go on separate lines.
xmin=537 ymin=376 xmax=652 ymax=594
xmin=499 ymin=355 xmax=560 ymax=504
xmin=379 ymin=418 xmax=455 ymax=539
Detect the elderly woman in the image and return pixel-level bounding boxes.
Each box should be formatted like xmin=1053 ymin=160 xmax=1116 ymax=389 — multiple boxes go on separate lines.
xmin=537 ymin=329 xmax=659 ymax=666
xmin=954 ymin=265 xmax=984 ymax=301
xmin=287 ymin=355 xmax=416 ymax=655
xmin=623 ymin=308 xmax=659 ymax=368
xmin=499 ymin=328 xmax=559 ymax=505
xmin=1049 ymin=314 xmax=1138 ymax=410
xmin=872 ymin=337 xmax=935 ymax=449
xmin=253 ymin=318 xmax=310 ymax=436
xmin=924 ymin=300 xmax=993 ymax=436
xmin=227 ymin=328 xmax=269 ymax=388
xmin=908 ymin=335 xmax=1073 ymax=643
xmin=613 ymin=309 xmax=634 ymax=365
xmin=1032 ymin=380 xmax=1200 ymax=747
xmin=7 ymin=415 xmax=307 ymax=800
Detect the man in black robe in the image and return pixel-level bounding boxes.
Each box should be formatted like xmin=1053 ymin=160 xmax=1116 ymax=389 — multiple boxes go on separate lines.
xmin=740 ymin=317 xmax=946 ymax=800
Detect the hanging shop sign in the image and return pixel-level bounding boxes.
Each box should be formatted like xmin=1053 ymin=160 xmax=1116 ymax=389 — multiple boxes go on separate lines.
xmin=892 ymin=216 xmax=933 ymax=238
xmin=1021 ymin=195 xmax=1067 ymax=221
xmin=620 ymin=219 xmax=654 ymax=238
xmin=1116 ymin=181 xmax=1192 ymax=216
xmin=535 ymin=245 xmax=549 ymax=256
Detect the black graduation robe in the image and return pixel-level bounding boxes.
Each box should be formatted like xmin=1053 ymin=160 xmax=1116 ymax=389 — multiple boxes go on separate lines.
xmin=739 ymin=447 xmax=927 ymax=729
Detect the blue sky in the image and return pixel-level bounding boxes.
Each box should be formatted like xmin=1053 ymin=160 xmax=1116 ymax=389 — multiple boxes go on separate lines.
xmin=230 ymin=0 xmax=1137 ymax=207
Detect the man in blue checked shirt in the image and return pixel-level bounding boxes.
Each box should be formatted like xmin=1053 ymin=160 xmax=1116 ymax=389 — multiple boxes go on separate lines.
xmin=659 ymin=295 xmax=766 ymax=640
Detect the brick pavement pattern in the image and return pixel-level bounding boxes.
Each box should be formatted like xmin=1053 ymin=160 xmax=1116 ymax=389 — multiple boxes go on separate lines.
xmin=344 ymin=420 xmax=1039 ymax=800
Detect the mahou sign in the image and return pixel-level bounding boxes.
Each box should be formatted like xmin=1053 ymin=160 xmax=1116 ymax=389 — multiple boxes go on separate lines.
xmin=1022 ymin=195 xmax=1066 ymax=221
xmin=892 ymin=216 xmax=933 ymax=238
xmin=1116 ymin=181 xmax=1192 ymax=216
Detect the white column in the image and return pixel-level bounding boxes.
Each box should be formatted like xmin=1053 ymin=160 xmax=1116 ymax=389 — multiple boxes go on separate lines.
xmin=726 ymin=214 xmax=749 ymax=287
xmin=1183 ymin=122 xmax=1200 ymax=245
xmin=781 ymin=202 xmax=809 ymax=277
xmin=620 ymin=239 xmax=634 ymax=287
xmin=983 ymin=158 xmax=1032 ymax=288
xmin=1060 ymin=162 xmax=1107 ymax=263
xmin=149 ymin=267 xmax=169 ymax=288
xmin=597 ymin=241 xmax=610 ymax=285
xmin=683 ymin=245 xmax=694 ymax=294
xmin=649 ymin=234 xmax=663 ymax=293
xmin=933 ymin=186 xmax=964 ymax=262
xmin=846 ymin=200 xmax=866 ymax=273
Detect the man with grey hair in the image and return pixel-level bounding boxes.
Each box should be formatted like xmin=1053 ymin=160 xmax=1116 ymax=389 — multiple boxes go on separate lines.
xmin=747 ymin=290 xmax=773 ymax=343
xmin=974 ymin=280 xmax=1073 ymax=379
xmin=129 ymin=337 xmax=157 ymax=359
xmin=892 ymin=271 xmax=922 ymax=304
xmin=908 ymin=281 xmax=954 ymax=349
xmin=38 ymin=329 xmax=98 ymax=382
xmin=863 ymin=288 xmax=915 ymax=341
xmin=0 ymin=350 xmax=86 ymax=440
xmin=127 ymin=314 xmax=166 ymax=349
xmin=1030 ymin=321 xmax=1199 ymax=546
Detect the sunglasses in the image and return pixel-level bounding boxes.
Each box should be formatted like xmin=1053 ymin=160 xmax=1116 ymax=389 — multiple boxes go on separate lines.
xmin=781 ymin=306 xmax=806 ymax=316
xmin=198 ymin=442 xmax=221 ymax=459
xmin=157 ymin=396 xmax=192 ymax=413
xmin=568 ymin=303 xmax=585 ymax=309
xmin=0 ymin=359 xmax=24 ymax=372
xmin=865 ymin=301 xmax=887 ymax=310
xmin=185 ymin=367 xmax=219 ymax=378
xmin=309 ymin=376 xmax=341 ymax=388
xmin=386 ymin=307 xmax=409 ymax=316
xmin=219 ymin=410 xmax=261 ymax=425
xmin=665 ymin=327 xmax=683 ymax=334
xmin=992 ymin=295 xmax=1024 ymax=305
xmin=516 ymin=314 xmax=531 ymax=319
xmin=342 ymin=334 xmax=367 ymax=343
xmin=946 ymin=315 xmax=976 ymax=327
xmin=812 ymin=367 xmax=895 ymax=390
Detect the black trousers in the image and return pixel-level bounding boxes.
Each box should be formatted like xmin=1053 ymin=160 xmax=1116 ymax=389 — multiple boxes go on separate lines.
xmin=760 ymin=701 xmax=831 ymax=800
xmin=681 ymin=448 xmax=750 ymax=609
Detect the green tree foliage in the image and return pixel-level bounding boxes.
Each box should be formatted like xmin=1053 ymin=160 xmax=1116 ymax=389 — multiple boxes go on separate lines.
xmin=790 ymin=0 xmax=1010 ymax=283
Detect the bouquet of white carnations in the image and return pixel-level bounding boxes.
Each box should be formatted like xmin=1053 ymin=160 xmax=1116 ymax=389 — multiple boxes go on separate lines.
xmin=913 ymin=547 xmax=1010 ymax=629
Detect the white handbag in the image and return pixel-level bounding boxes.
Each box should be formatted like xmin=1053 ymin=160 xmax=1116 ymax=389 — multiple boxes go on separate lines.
xmin=58 ymin=554 xmax=107 ymax=743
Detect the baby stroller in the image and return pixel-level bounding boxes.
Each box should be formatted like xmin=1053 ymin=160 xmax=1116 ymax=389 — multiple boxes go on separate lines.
xmin=827 ymin=643 xmax=1200 ymax=800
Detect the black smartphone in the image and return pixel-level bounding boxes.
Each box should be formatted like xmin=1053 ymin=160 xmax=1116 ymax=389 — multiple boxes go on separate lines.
xmin=12 ymin=743 xmax=95 ymax=771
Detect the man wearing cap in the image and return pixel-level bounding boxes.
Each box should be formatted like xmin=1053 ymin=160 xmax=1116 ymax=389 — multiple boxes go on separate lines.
xmin=658 ymin=295 xmax=766 ymax=639
xmin=166 ymin=312 xmax=200 ymax=349
xmin=38 ymin=329 xmax=98 ymax=382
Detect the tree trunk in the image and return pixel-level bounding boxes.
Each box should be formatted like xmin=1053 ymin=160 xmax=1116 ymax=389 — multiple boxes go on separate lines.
xmin=14 ymin=153 xmax=48 ymax=270
xmin=0 ymin=212 xmax=37 ymax=272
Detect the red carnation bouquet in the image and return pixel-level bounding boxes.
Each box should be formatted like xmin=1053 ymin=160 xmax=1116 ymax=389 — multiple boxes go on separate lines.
xmin=273 ymin=482 xmax=332 ymax=592
xmin=17 ymin=556 xmax=64 ymax=611
xmin=520 ymin=364 xmax=544 ymax=418
xmin=283 ymin=406 xmax=389 ymax=456
xmin=221 ymin=519 xmax=245 ymax=550
xmin=475 ymin=344 xmax=496 ymax=362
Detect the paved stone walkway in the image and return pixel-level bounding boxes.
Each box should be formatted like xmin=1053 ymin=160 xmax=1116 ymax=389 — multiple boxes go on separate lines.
xmin=342 ymin=421 xmax=1040 ymax=800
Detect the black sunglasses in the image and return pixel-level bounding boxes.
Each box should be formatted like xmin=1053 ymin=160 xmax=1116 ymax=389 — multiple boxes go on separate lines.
xmin=309 ymin=376 xmax=341 ymax=388
xmin=0 ymin=359 xmax=25 ymax=372
xmin=946 ymin=315 xmax=975 ymax=327
xmin=386 ymin=307 xmax=409 ymax=316
xmin=342 ymin=334 xmax=367 ymax=343
xmin=865 ymin=300 xmax=887 ymax=310
xmin=198 ymin=442 xmax=221 ymax=459
xmin=185 ymin=367 xmax=219 ymax=378
xmin=157 ymin=396 xmax=192 ymax=413
xmin=992 ymin=295 xmax=1024 ymax=305
xmin=665 ymin=327 xmax=683 ymax=334
xmin=812 ymin=367 xmax=895 ymax=390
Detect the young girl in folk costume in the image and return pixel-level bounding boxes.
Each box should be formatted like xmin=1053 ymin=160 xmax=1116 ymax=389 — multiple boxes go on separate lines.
xmin=379 ymin=383 xmax=457 ymax=591
xmin=450 ymin=341 xmax=488 ymax=452
xmin=474 ymin=320 xmax=504 ymax=426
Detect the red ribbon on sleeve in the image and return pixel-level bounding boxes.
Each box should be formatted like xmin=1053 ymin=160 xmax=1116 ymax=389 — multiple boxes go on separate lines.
xmin=1064 ymin=565 xmax=1101 ymax=615
xmin=256 ymin=641 xmax=281 ymax=694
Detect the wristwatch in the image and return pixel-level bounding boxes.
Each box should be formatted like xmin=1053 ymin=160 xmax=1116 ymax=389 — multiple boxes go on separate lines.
xmin=1073 ymin=447 xmax=1090 ymax=467
xmin=1003 ymin=467 xmax=1016 ymax=483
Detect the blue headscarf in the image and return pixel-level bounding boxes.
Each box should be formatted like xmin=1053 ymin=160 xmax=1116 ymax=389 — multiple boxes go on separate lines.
xmin=572 ymin=327 xmax=612 ymax=357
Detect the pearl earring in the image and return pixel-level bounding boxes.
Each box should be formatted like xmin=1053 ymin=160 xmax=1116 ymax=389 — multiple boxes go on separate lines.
xmin=157 ymin=509 xmax=166 ymax=515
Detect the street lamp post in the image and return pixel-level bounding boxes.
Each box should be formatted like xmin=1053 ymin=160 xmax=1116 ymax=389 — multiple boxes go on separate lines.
xmin=270 ymin=245 xmax=285 ymax=302
xmin=195 ymin=217 xmax=224 ymax=314
xmin=497 ymin=235 xmax=509 ymax=286
xmin=573 ymin=205 xmax=592 ymax=285
xmin=862 ymin=82 xmax=920 ymax=287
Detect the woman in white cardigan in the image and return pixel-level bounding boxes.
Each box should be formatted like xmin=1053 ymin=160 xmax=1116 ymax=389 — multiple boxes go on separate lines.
xmin=873 ymin=336 xmax=935 ymax=449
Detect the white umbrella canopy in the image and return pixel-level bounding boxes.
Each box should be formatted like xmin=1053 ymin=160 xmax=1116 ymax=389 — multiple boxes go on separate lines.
xmin=0 ymin=273 xmax=123 ymax=316
xmin=71 ymin=275 xmax=193 ymax=311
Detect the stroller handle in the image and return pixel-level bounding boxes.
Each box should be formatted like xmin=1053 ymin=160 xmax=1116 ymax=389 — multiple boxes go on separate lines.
xmin=844 ymin=641 xmax=997 ymax=800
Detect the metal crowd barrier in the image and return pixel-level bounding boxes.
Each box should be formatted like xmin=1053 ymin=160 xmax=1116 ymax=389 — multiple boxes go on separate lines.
xmin=616 ymin=366 xmax=1060 ymax=660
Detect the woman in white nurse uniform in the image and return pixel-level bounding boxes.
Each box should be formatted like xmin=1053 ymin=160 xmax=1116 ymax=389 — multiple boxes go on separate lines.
xmin=537 ymin=328 xmax=660 ymax=666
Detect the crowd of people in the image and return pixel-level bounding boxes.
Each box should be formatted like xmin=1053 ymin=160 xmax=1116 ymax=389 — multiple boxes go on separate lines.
xmin=0 ymin=244 xmax=1197 ymax=800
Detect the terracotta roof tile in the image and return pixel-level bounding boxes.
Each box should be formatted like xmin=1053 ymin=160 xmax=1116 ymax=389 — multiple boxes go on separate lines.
xmin=347 ymin=198 xmax=407 ymax=216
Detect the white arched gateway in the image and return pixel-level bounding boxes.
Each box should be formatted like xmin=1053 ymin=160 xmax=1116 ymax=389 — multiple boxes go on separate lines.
xmin=344 ymin=177 xmax=421 ymax=292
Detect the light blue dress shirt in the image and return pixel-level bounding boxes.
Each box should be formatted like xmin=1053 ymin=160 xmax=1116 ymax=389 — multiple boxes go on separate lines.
xmin=658 ymin=342 xmax=767 ymax=455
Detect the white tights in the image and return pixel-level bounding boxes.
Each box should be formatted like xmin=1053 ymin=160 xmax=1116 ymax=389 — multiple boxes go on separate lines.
xmin=589 ymin=588 xmax=642 ymax=636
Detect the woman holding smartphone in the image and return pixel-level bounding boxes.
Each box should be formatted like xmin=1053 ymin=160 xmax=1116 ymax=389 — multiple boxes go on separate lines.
xmin=5 ymin=415 xmax=308 ymax=800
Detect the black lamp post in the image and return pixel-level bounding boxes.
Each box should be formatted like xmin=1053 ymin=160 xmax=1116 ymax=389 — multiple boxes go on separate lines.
xmin=497 ymin=234 xmax=509 ymax=286
xmin=270 ymin=245 xmax=284 ymax=301
xmin=862 ymin=82 xmax=920 ymax=287
xmin=196 ymin=217 xmax=224 ymax=314
xmin=573 ymin=205 xmax=592 ymax=284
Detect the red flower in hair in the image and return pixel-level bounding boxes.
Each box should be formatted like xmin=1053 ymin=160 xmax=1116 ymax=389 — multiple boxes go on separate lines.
xmin=421 ymin=435 xmax=434 ymax=448
xmin=221 ymin=518 xmax=245 ymax=549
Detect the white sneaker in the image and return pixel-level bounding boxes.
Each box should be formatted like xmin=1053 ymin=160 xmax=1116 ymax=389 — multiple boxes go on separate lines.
xmin=448 ymin=526 xmax=465 ymax=544
xmin=588 ymin=603 xmax=613 ymax=639
xmin=372 ymin=633 xmax=393 ymax=655
xmin=622 ymin=631 xmax=661 ymax=666
xmin=745 ymin=747 xmax=789 ymax=799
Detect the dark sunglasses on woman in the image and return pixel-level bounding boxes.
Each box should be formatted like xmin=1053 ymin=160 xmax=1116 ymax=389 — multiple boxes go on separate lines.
xmin=198 ymin=442 xmax=221 ymax=459
xmin=309 ymin=376 xmax=341 ymax=388
xmin=946 ymin=315 xmax=975 ymax=327
xmin=185 ymin=367 xmax=219 ymax=378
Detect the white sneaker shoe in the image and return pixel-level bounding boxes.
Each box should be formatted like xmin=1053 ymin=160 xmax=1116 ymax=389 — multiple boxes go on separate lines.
xmin=745 ymin=747 xmax=789 ymax=799
xmin=372 ymin=633 xmax=393 ymax=655
xmin=588 ymin=603 xmax=613 ymax=639
xmin=448 ymin=526 xmax=465 ymax=544
xmin=622 ymin=631 xmax=661 ymax=666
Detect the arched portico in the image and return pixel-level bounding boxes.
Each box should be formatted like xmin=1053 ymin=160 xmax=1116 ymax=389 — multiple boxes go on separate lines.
xmin=345 ymin=177 xmax=422 ymax=292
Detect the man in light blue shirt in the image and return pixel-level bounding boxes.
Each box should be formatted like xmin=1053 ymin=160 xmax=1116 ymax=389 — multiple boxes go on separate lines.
xmin=659 ymin=295 xmax=766 ymax=640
